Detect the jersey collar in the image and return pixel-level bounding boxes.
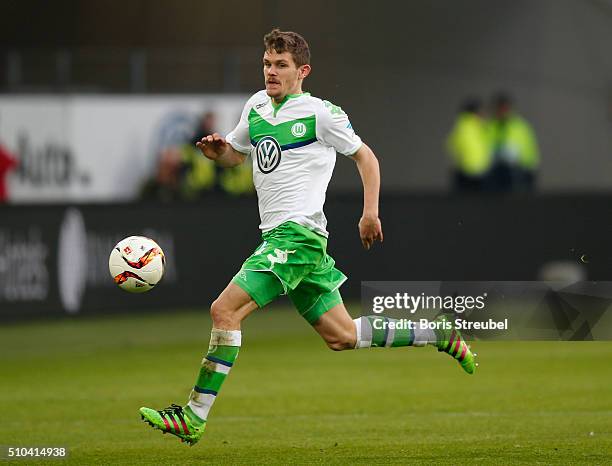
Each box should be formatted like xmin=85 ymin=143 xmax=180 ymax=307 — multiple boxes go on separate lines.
xmin=271 ymin=92 xmax=310 ymax=117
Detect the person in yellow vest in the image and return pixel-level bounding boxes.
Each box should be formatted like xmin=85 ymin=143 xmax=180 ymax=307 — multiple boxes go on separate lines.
xmin=187 ymin=111 xmax=254 ymax=197
xmin=487 ymin=92 xmax=540 ymax=192
xmin=446 ymin=97 xmax=493 ymax=192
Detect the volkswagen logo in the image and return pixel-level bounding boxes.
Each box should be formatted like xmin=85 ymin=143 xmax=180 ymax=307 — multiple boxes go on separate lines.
xmin=255 ymin=136 xmax=282 ymax=174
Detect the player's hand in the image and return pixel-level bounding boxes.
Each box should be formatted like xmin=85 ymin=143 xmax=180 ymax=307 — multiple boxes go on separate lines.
xmin=196 ymin=133 xmax=228 ymax=161
xmin=359 ymin=215 xmax=383 ymax=250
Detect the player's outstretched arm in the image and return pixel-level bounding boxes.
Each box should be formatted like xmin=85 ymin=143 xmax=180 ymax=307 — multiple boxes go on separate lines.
xmin=196 ymin=133 xmax=247 ymax=168
xmin=352 ymin=143 xmax=383 ymax=250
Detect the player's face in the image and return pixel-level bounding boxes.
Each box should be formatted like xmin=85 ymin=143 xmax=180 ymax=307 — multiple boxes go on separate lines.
xmin=263 ymin=50 xmax=308 ymax=101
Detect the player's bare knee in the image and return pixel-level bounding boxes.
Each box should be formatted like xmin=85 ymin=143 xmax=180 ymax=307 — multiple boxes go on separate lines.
xmin=210 ymin=299 xmax=237 ymax=328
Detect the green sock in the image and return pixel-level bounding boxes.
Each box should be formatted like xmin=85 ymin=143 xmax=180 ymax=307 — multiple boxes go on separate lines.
xmin=186 ymin=328 xmax=241 ymax=424
xmin=353 ymin=316 xmax=435 ymax=348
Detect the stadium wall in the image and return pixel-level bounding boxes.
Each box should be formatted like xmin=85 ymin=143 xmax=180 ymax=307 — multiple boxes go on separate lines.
xmin=0 ymin=95 xmax=248 ymax=203
xmin=0 ymin=195 xmax=605 ymax=320
xmin=2 ymin=1 xmax=612 ymax=193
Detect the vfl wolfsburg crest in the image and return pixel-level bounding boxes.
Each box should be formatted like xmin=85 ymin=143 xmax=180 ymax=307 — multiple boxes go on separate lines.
xmin=255 ymin=136 xmax=281 ymax=173
xmin=291 ymin=122 xmax=307 ymax=137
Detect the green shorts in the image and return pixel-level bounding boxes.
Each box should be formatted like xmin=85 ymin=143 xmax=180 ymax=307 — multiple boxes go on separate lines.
xmin=232 ymin=221 xmax=346 ymax=324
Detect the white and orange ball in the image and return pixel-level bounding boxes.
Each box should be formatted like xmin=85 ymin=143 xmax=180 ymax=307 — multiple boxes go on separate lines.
xmin=108 ymin=236 xmax=165 ymax=293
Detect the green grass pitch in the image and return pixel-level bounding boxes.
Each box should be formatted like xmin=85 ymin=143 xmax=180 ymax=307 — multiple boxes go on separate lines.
xmin=2 ymin=307 xmax=612 ymax=465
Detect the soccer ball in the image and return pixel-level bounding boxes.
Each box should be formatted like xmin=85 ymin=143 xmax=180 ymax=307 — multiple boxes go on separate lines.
xmin=108 ymin=236 xmax=165 ymax=293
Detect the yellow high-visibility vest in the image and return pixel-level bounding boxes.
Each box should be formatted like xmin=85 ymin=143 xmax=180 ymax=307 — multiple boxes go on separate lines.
xmin=487 ymin=114 xmax=540 ymax=170
xmin=446 ymin=113 xmax=492 ymax=176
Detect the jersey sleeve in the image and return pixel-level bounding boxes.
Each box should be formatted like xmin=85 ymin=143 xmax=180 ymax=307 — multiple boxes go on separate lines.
xmin=226 ymin=99 xmax=253 ymax=155
xmin=317 ymin=100 xmax=363 ymax=156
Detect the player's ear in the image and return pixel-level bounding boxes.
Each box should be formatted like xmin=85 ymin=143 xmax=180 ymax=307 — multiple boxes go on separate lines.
xmin=299 ymin=64 xmax=311 ymax=80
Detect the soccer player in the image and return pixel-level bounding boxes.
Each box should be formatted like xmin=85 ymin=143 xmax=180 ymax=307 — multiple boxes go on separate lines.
xmin=140 ymin=28 xmax=476 ymax=445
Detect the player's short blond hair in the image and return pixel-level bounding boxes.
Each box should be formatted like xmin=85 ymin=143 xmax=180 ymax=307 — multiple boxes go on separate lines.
xmin=263 ymin=28 xmax=310 ymax=67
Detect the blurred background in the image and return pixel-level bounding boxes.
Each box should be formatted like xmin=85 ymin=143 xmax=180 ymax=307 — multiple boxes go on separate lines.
xmin=1 ymin=0 xmax=612 ymax=319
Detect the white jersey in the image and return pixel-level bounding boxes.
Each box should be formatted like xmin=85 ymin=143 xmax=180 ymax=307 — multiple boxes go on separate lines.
xmin=226 ymin=90 xmax=362 ymax=237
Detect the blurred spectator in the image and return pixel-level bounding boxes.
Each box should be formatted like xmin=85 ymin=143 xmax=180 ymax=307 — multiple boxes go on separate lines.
xmin=180 ymin=142 xmax=216 ymax=200
xmin=487 ymin=92 xmax=540 ymax=192
xmin=141 ymin=147 xmax=185 ymax=202
xmin=0 ymin=137 xmax=18 ymax=203
xmin=191 ymin=112 xmax=217 ymax=147
xmin=446 ymin=97 xmax=492 ymax=193
xmin=180 ymin=111 xmax=218 ymax=199
xmin=186 ymin=111 xmax=254 ymax=197
xmin=142 ymin=111 xmax=254 ymax=202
